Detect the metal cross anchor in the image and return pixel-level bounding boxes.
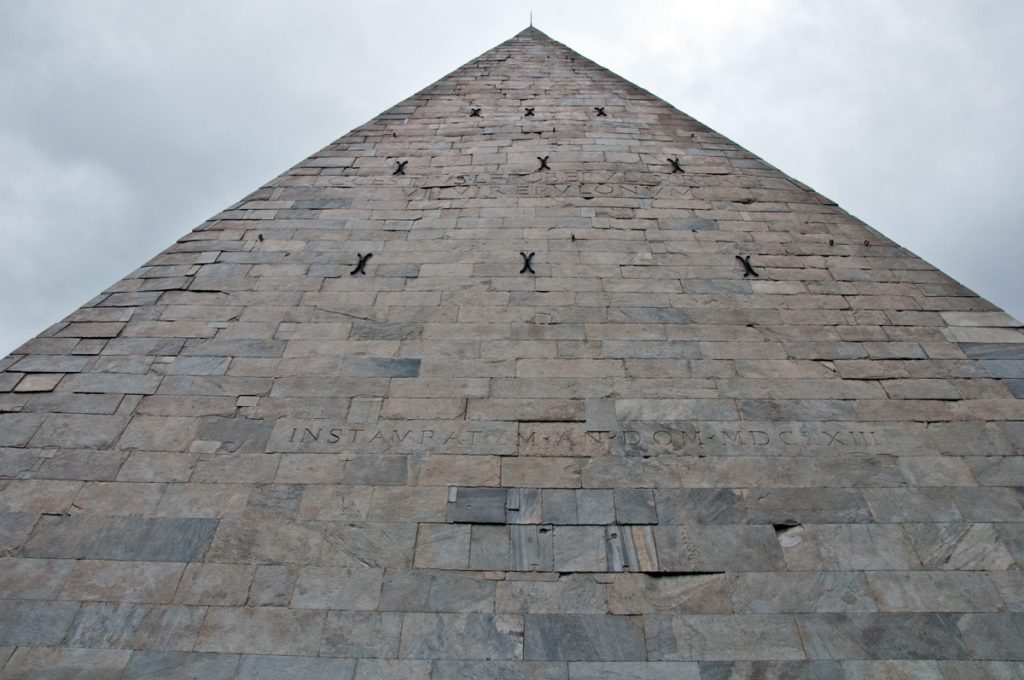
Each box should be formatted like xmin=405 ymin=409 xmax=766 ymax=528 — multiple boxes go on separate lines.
xmin=524 ymin=107 xmax=535 ymax=116
xmin=520 ymin=252 xmax=536 ymax=274
xmin=668 ymin=157 xmax=685 ymax=173
xmin=351 ymin=253 xmax=373 ymax=276
xmin=594 ymin=106 xmax=607 ymax=117
xmin=736 ymin=255 xmax=759 ymax=278
xmin=537 ymin=156 xmax=550 ymax=171
xmin=393 ymin=160 xmax=407 ymax=176
xmin=470 ymin=108 xmax=482 ymax=117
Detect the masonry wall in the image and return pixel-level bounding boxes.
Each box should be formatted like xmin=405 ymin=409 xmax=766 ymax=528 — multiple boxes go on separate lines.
xmin=1 ymin=26 xmax=1024 ymax=678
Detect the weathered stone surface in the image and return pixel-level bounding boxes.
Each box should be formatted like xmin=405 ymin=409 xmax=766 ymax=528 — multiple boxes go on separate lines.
xmin=525 ymin=614 xmax=646 ymax=661
xmin=0 ymin=24 xmax=1019 ymax=672
xmin=21 ymin=516 xmax=217 ymax=562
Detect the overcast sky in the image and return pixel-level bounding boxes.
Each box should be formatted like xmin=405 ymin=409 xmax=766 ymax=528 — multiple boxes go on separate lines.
xmin=1 ymin=1 xmax=1022 ymax=357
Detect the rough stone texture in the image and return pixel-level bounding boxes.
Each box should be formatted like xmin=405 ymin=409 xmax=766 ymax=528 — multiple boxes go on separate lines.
xmin=0 ymin=25 xmax=1022 ymax=671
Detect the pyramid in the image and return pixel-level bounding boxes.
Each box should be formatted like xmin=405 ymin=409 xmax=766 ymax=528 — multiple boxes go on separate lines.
xmin=1 ymin=25 xmax=1023 ymax=677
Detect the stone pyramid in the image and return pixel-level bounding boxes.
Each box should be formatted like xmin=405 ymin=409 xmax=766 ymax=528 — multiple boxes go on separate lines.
xmin=2 ymin=25 xmax=1024 ymax=678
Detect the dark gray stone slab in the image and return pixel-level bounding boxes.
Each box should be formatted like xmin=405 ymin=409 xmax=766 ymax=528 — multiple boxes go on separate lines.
xmin=797 ymin=613 xmax=969 ymax=660
xmin=613 ymin=489 xmax=657 ymax=524
xmin=21 ymin=516 xmax=217 ymax=562
xmin=449 ymin=487 xmax=507 ymax=524
xmin=196 ymin=417 xmax=274 ymax=453
xmin=960 ymin=343 xmax=1024 ymax=360
xmin=123 ymin=651 xmax=239 ymax=679
xmin=342 ymin=357 xmax=421 ymax=378
xmin=0 ymin=600 xmax=79 ymax=646
xmin=543 ymin=489 xmax=579 ymax=524
xmin=525 ymin=614 xmax=646 ymax=661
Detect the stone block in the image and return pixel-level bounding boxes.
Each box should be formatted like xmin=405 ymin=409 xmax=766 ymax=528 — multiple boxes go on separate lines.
xmin=0 ymin=558 xmax=74 ymax=600
xmin=797 ymin=613 xmax=968 ymax=660
xmin=342 ymin=357 xmax=421 ymax=377
xmin=235 ymin=655 xmax=355 ymax=680
xmin=434 ymin=660 xmax=568 ymax=680
xmin=569 ymin=661 xmax=700 ymax=680
xmin=196 ymin=606 xmax=325 ymax=656
xmin=646 ymin=614 xmax=805 ymax=661
xmin=206 ymin=519 xmax=323 ymax=565
xmin=0 ymin=600 xmax=79 ymax=646
xmin=291 ymin=566 xmax=383 ymax=610
xmin=65 ymin=603 xmax=206 ymax=651
xmin=414 ymin=524 xmax=470 ymax=569
xmin=525 ymin=614 xmax=646 ymax=661
xmin=399 ymin=613 xmax=523 ymax=660
xmin=21 ymin=516 xmax=217 ymax=562
xmin=30 ymin=414 xmax=128 ymax=449
xmin=123 ymin=651 xmax=239 ymax=679
xmin=498 ymin=575 xmax=607 ymax=615
xmin=606 ymin=573 xmax=732 ymax=615
xmin=0 ymin=647 xmax=131 ymax=679
xmin=352 ymin=659 xmax=431 ymax=680
xmin=60 ymin=560 xmax=184 ymax=603
xmin=174 ymin=563 xmax=255 ymax=606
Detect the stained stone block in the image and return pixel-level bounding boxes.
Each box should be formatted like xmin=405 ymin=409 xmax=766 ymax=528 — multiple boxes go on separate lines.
xmin=799 ymin=613 xmax=971 ymax=660
xmin=731 ymin=572 xmax=876 ymax=614
xmin=322 ymin=521 xmax=417 ymax=568
xmin=291 ymin=566 xmax=383 ymax=610
xmin=195 ymin=607 xmax=325 ymax=656
xmin=0 ymin=647 xmax=131 ymax=680
xmin=34 ymin=449 xmax=127 ymax=481
xmin=195 ymin=417 xmax=274 ymax=453
xmin=21 ymin=516 xmax=217 ymax=562
xmin=123 ymin=651 xmax=240 ymax=680
xmin=65 ymin=603 xmax=207 ymax=650
xmin=470 ymin=524 xmax=511 ymax=571
xmin=655 ymin=489 xmax=747 ymax=525
xmin=352 ymin=659 xmax=431 ymax=680
xmin=247 ymin=565 xmax=299 ymax=607
xmin=606 ymin=572 xmax=731 ymax=615
xmin=342 ymin=357 xmax=421 ymax=377
xmin=568 ymin=661 xmax=701 ymax=680
xmin=426 ymin=572 xmax=496 ymax=613
xmin=60 ymin=560 xmax=184 ymax=603
xmin=512 ymin=524 xmax=555 ymax=572
xmin=613 ymin=489 xmax=657 ymax=524
xmin=525 ymin=614 xmax=646 ymax=661
xmin=543 ymin=489 xmax=579 ymax=524
xmin=0 ymin=600 xmax=80 ymax=646
xmin=553 ymin=526 xmax=607 ymax=572
xmin=903 ymin=522 xmax=1016 ymax=571
xmin=780 ymin=524 xmax=922 ymax=571
xmin=414 ymin=524 xmax=470 ymax=569
xmin=434 ymin=660 xmax=568 ymax=680
xmin=235 ymin=655 xmax=356 ymax=680
xmin=697 ymin=661 xmax=844 ymax=680
xmin=866 ymin=571 xmax=1004 ymax=612
xmin=497 ymin=575 xmax=607 ymax=615
xmin=654 ymin=525 xmax=784 ymax=571
xmin=399 ymin=613 xmax=524 ymax=660
xmin=378 ymin=569 xmax=432 ymax=612
xmin=0 ymin=513 xmax=35 ymax=554
xmin=645 ymin=614 xmax=805 ymax=661
xmin=117 ymin=416 xmax=197 ymax=452
xmin=30 ymin=414 xmax=128 ymax=449
xmin=174 ymin=563 xmax=255 ymax=606
xmin=956 ymin=613 xmax=1024 ymax=660
xmin=320 ymin=611 xmax=402 ymax=658
xmin=206 ymin=519 xmax=323 ymax=565
xmin=0 ymin=559 xmax=73 ymax=602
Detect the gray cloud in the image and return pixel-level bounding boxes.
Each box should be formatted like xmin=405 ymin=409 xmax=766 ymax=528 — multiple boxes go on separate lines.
xmin=2 ymin=1 xmax=1022 ymax=355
